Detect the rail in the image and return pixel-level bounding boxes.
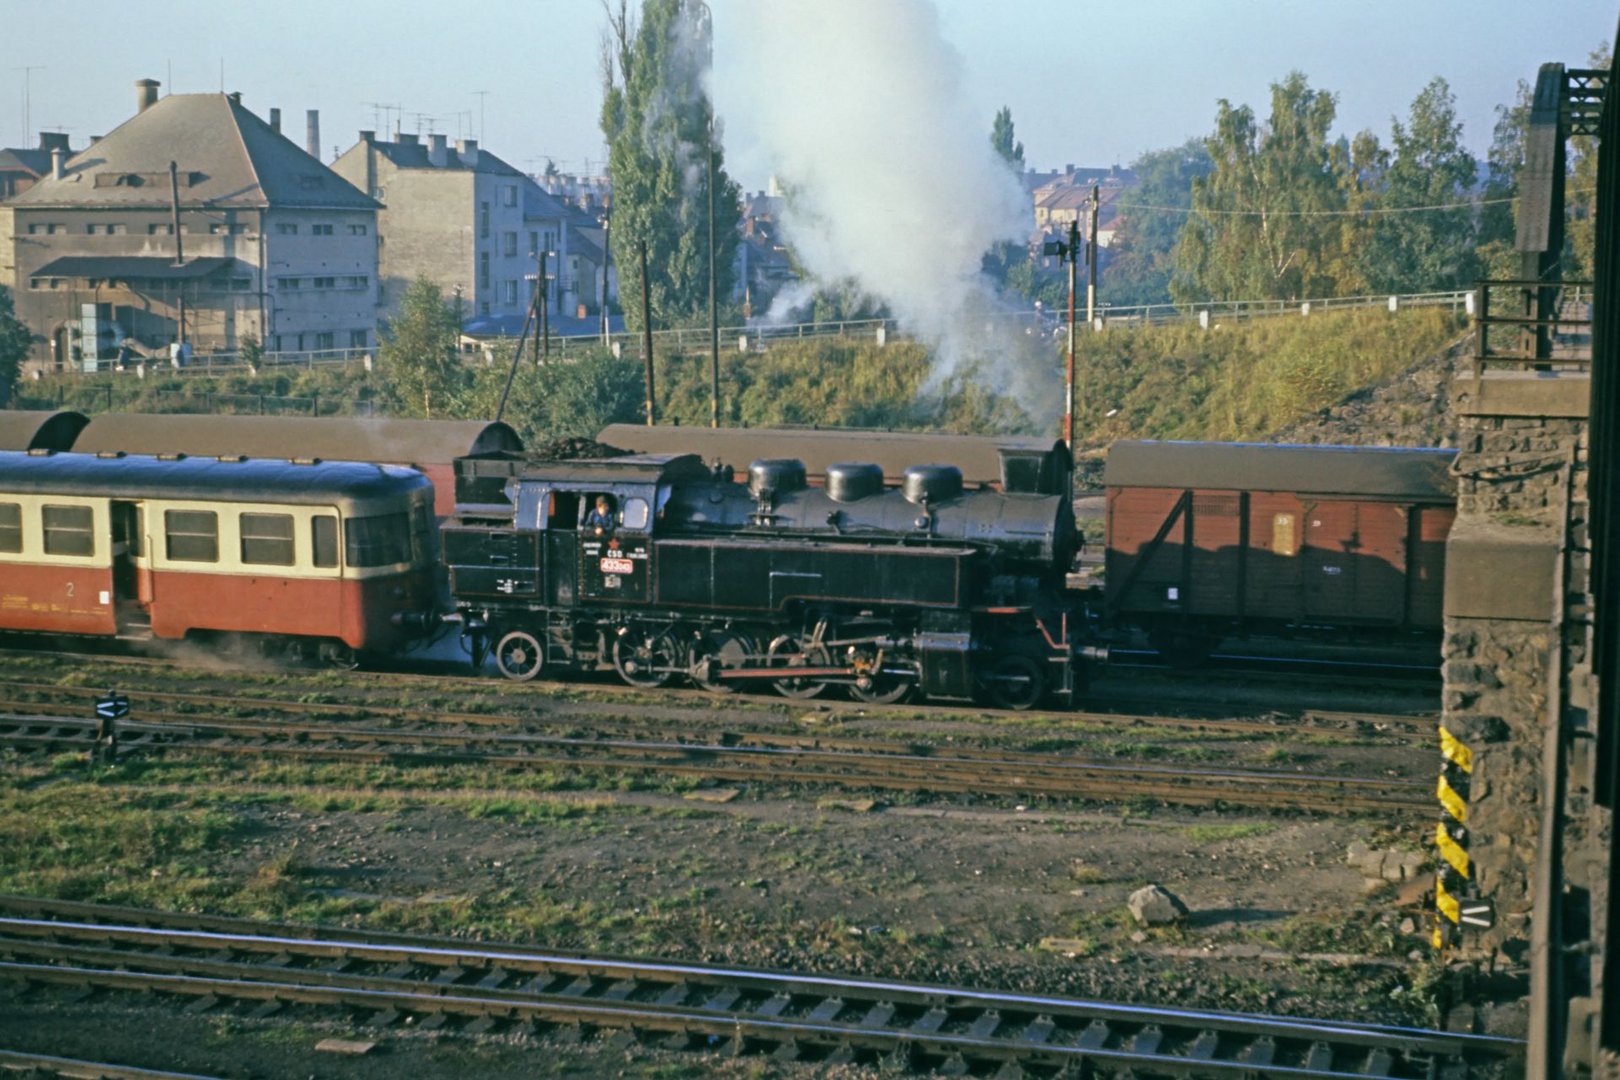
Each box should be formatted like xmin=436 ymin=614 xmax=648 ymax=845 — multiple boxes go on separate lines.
xmin=0 ymin=897 xmax=1523 ymax=1077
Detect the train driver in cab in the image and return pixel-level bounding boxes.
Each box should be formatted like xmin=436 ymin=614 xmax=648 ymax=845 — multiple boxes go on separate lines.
xmin=585 ymin=494 xmax=616 ymax=536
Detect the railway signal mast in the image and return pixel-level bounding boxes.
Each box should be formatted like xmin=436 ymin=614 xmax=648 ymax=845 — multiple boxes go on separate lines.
xmin=1043 ymin=218 xmax=1083 ymax=448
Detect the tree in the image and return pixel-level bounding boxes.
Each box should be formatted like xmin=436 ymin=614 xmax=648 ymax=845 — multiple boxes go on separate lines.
xmin=1106 ymin=139 xmax=1212 ymax=306
xmin=1172 ymin=72 xmax=1359 ymax=304
xmin=1356 ymin=78 xmax=1479 ymax=292
xmin=990 ymin=106 xmax=1025 ymax=171
xmin=378 ymin=277 xmax=464 ymax=418
xmin=0 ymin=285 xmax=33 ymax=407
xmin=600 ymin=0 xmax=743 ymax=332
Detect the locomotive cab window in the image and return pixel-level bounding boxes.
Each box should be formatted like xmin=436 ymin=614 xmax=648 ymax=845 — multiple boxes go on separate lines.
xmin=549 ymin=491 xmax=580 ymax=530
xmin=240 ymin=512 xmax=296 ymax=566
xmin=621 ymin=497 xmax=649 ymax=531
xmin=0 ymin=503 xmax=20 ymax=553
xmin=43 ymin=505 xmax=94 ymax=557
xmin=311 ymin=515 xmax=338 ymax=568
xmin=165 ymin=510 xmax=219 ymax=563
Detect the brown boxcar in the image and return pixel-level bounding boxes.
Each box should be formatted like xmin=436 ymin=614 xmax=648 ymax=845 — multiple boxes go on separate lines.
xmin=1103 ymin=441 xmax=1457 ymax=658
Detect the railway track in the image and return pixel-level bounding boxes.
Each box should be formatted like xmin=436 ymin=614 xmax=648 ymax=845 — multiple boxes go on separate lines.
xmin=0 ymin=1050 xmax=222 ymax=1080
xmin=0 ymin=897 xmax=1520 ymax=1078
xmin=0 ymin=701 xmax=1431 ymax=813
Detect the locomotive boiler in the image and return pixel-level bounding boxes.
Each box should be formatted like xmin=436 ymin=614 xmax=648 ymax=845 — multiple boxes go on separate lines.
xmin=441 ymin=451 xmax=1087 ymax=708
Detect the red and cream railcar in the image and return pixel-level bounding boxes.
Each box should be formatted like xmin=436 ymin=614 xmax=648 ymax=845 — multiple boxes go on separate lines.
xmin=0 ymin=450 xmax=437 ymax=660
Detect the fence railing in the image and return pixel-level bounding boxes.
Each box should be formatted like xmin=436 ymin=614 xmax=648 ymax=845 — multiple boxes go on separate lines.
xmin=25 ymin=289 xmax=1475 ymax=382
xmin=1473 ymin=279 xmax=1594 ymax=375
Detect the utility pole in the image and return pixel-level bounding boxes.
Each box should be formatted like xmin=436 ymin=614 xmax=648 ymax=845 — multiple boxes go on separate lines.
xmin=1086 ymin=184 xmax=1100 ymax=328
xmin=639 ymin=239 xmax=656 ymax=425
xmin=707 ymin=116 xmax=720 ymax=429
xmin=599 ymin=213 xmax=612 ymax=346
xmin=169 ymin=161 xmax=187 ymax=346
xmin=12 ymin=66 xmax=44 ymax=146
xmin=537 ymin=248 xmax=550 ymax=363
xmin=472 ymin=90 xmax=490 ymax=142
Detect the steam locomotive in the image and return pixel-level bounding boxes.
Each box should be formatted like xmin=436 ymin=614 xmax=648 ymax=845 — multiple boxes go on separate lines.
xmin=441 ymin=449 xmax=1089 ymax=709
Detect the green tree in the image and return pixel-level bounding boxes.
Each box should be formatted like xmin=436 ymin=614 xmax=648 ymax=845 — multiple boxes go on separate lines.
xmin=1172 ymin=72 xmax=1359 ymax=304
xmin=378 ymin=277 xmax=464 ymax=417
xmin=1106 ymin=139 xmax=1212 ymax=306
xmin=601 ymin=0 xmax=743 ymax=332
xmin=990 ymin=106 xmax=1025 ymax=170
xmin=1356 ymin=78 xmax=1479 ymax=292
xmin=0 ymin=285 xmax=33 ymax=407
xmin=1568 ymin=43 xmax=1611 ymax=279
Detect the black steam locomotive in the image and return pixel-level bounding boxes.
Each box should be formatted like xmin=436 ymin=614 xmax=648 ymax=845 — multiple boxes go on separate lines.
xmin=441 ymin=448 xmax=1087 ymax=709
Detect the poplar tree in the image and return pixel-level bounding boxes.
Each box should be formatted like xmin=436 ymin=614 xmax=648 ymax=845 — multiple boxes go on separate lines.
xmin=600 ymin=0 xmax=742 ymax=331
xmin=379 ymin=277 xmax=463 ymax=418
xmin=991 ymin=106 xmax=1025 ymax=170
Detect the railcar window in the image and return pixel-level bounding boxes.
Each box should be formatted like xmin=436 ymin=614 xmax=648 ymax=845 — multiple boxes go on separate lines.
xmin=165 ymin=509 xmax=219 ymax=563
xmin=311 ymin=515 xmax=338 ymax=568
xmin=0 ymin=503 xmax=20 ymax=553
xmin=42 ymin=505 xmax=93 ymax=557
xmin=411 ymin=502 xmax=434 ymax=563
xmin=240 ymin=512 xmax=295 ymax=566
xmin=345 ymin=512 xmax=411 ymax=567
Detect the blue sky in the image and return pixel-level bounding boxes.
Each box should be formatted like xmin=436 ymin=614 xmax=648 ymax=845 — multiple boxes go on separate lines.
xmin=4 ymin=0 xmax=1614 ymax=184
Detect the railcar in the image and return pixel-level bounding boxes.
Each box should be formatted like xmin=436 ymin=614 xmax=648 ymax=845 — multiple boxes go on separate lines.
xmin=1102 ymin=440 xmax=1457 ymax=664
xmin=0 ymin=450 xmax=438 ymax=663
xmin=441 ymin=452 xmax=1087 ymax=708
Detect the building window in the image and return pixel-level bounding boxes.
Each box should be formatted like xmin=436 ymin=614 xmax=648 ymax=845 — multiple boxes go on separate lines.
xmin=347 ymin=224 xmax=368 ymax=236
xmin=271 ymin=335 xmax=283 ymax=351
xmin=0 ymin=503 xmax=21 ymax=553
xmin=165 ymin=509 xmax=218 ymax=563
xmin=240 ymin=512 xmax=295 ymax=566
xmin=479 ymin=301 xmax=490 ymax=316
xmin=230 ymin=277 xmax=252 ymax=291
xmin=275 ymin=223 xmax=298 ymax=235
xmin=479 ymin=201 xmax=490 ymax=239
xmin=479 ymin=252 xmax=490 ymax=288
xmin=316 ymin=332 xmax=335 ymax=350
xmin=29 ymin=223 xmax=66 ymax=235
xmin=276 ymin=278 xmax=302 ymax=290
xmin=311 ymin=223 xmax=334 ymax=236
xmin=313 ymin=276 xmax=335 ymax=288
xmin=503 ymin=185 xmax=517 ymax=207
xmin=345 ymin=275 xmax=368 ymax=288
xmin=42 ymin=505 xmax=94 ymax=557
xmin=209 ymin=223 xmax=248 ymax=235
xmin=349 ymin=330 xmax=368 ymax=349
xmin=149 ymin=224 xmax=174 ymax=235
xmin=528 ymin=230 xmax=538 ymax=254
xmin=503 ymin=231 xmax=517 ymax=257
xmin=505 ymin=280 xmax=518 ymax=305
xmin=312 ymin=516 xmax=338 ymax=568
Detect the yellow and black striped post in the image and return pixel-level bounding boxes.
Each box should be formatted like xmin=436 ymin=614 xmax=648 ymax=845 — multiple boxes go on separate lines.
xmin=1434 ymin=725 xmax=1474 ymax=949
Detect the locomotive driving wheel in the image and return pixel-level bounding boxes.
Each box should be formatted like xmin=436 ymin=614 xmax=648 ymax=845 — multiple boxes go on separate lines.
xmin=767 ymin=634 xmax=831 ymax=699
xmin=494 ymin=629 xmax=546 ymax=681
xmin=980 ymin=653 xmax=1045 ymax=711
xmin=846 ymin=648 xmax=913 ymax=705
xmin=613 ymin=626 xmax=680 ymax=688
xmin=689 ymin=629 xmax=756 ymax=693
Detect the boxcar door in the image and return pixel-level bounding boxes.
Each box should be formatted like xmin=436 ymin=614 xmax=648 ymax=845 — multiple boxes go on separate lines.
xmin=1301 ymin=502 xmax=1359 ymax=618
xmin=579 ymin=491 xmax=652 ymax=605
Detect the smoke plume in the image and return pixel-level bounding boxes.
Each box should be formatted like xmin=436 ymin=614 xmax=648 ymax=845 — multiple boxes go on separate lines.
xmin=709 ymin=0 xmax=1057 ymax=426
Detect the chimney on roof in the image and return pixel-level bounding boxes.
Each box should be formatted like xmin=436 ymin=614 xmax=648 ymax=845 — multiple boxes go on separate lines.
xmin=90 ymin=135 xmax=102 ymax=145
xmin=428 ymin=133 xmax=448 ymax=167
xmin=458 ymin=138 xmax=478 ymax=167
xmin=359 ymin=129 xmax=374 ymax=144
xmin=227 ymin=91 xmax=242 ymax=106
xmin=269 ymin=108 xmax=281 ymax=134
xmin=397 ymin=132 xmax=419 ymax=147
xmin=1064 ymin=163 xmax=1074 ymax=174
xmin=50 ymin=147 xmax=64 ymax=181
xmin=38 ymin=132 xmax=69 ymax=153
xmin=305 ymin=109 xmax=320 ymax=159
xmin=136 ymin=78 xmax=160 ymax=115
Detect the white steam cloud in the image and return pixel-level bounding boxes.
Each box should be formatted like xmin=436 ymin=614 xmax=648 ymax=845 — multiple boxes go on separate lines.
xmin=709 ymin=0 xmax=1057 ymax=425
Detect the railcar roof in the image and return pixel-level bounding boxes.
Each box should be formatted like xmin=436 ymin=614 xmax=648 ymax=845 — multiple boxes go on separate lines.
xmin=509 ymin=453 xmax=715 ymax=486
xmin=0 ymin=410 xmax=89 ymax=452
xmin=73 ymin=414 xmax=521 ymax=466
xmin=0 ymin=451 xmax=431 ymax=504
xmin=1104 ymin=440 xmax=1457 ymax=501
xmin=597 ymin=424 xmax=1064 ymax=487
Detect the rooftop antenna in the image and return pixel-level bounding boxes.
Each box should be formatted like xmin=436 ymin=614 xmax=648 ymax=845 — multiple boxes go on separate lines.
xmin=473 ymin=90 xmax=490 ymax=142
xmin=11 ymin=65 xmax=44 ymax=144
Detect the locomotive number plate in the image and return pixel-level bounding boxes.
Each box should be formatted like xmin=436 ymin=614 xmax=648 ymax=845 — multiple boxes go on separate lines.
xmin=600 ymin=557 xmax=635 ymax=575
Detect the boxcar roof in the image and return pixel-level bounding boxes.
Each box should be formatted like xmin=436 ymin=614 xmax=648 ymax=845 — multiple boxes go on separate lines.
xmin=0 ymin=451 xmax=431 ymax=505
xmin=597 ymin=424 xmax=1063 ymax=487
xmin=1104 ymin=440 xmax=1457 ymax=501
xmin=73 ymin=415 xmax=522 ymax=466
xmin=511 ymin=453 xmax=714 ymax=486
xmin=0 ymin=410 xmax=89 ymax=451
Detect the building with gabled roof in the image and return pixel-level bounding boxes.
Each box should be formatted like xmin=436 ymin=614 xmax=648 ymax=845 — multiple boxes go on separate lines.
xmin=0 ymin=133 xmax=76 ymax=203
xmin=1 ymin=79 xmax=380 ymax=372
